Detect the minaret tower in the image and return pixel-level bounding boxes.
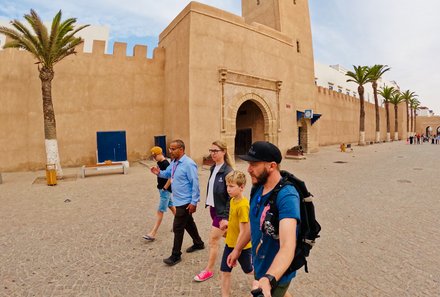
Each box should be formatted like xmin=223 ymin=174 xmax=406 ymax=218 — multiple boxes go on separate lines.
xmin=241 ymin=0 xmax=314 ymax=64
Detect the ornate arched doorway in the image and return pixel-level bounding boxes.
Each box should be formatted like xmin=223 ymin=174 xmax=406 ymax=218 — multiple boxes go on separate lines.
xmin=222 ymin=92 xmax=276 ymax=157
xmin=437 ymin=126 xmax=440 ymax=136
xmin=235 ymin=100 xmax=265 ymax=155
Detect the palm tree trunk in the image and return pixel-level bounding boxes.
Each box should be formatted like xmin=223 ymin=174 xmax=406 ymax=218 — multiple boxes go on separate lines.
xmin=410 ymin=108 xmax=414 ymax=136
xmin=373 ymin=81 xmax=380 ymax=142
xmin=414 ymin=113 xmax=417 ymax=135
xmin=385 ymin=102 xmax=391 ymax=142
xmin=405 ymin=100 xmax=409 ymax=136
xmin=394 ymin=104 xmax=399 ymax=141
xmin=359 ymin=86 xmax=366 ymax=145
xmin=40 ymin=67 xmax=63 ymax=177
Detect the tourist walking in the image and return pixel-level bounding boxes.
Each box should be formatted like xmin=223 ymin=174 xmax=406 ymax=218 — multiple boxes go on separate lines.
xmin=150 ymin=139 xmax=204 ymax=266
xmin=229 ymin=141 xmax=300 ymax=297
xmin=194 ymin=140 xmax=233 ymax=282
xmin=143 ymin=146 xmax=176 ymax=241
xmin=220 ymin=170 xmax=254 ymax=297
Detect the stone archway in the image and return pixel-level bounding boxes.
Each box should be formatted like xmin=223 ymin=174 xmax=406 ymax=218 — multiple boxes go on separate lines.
xmin=437 ymin=126 xmax=440 ymax=136
xmin=222 ymin=92 xmax=276 ymax=156
xmin=297 ymin=117 xmax=311 ymax=153
xmin=426 ymin=126 xmax=432 ymax=136
xmin=235 ymin=100 xmax=265 ymax=154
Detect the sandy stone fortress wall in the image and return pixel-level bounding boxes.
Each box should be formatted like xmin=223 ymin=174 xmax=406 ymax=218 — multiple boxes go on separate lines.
xmin=315 ymin=86 xmax=405 ymax=146
xmin=0 ymin=41 xmax=166 ymax=171
xmin=1 ymin=0 xmax=438 ymax=173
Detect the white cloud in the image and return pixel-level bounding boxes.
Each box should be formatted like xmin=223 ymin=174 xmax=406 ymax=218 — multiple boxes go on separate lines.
xmin=310 ymin=0 xmax=440 ymax=113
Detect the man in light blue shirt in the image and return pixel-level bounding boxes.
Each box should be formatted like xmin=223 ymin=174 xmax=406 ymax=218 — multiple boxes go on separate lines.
xmin=151 ymin=139 xmax=204 ymax=265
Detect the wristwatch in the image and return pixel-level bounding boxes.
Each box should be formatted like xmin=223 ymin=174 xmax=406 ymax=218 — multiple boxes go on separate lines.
xmin=262 ymin=274 xmax=277 ymax=289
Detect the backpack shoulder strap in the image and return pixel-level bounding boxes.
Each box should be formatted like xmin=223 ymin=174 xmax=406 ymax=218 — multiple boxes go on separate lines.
xmin=250 ymin=185 xmax=262 ymax=202
xmin=264 ymin=176 xmax=291 ymax=214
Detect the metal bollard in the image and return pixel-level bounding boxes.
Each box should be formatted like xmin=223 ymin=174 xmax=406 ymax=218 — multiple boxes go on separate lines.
xmin=46 ymin=164 xmax=57 ymax=186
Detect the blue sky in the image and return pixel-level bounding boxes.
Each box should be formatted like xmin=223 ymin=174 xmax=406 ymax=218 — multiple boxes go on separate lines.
xmin=1 ymin=0 xmax=439 ymax=113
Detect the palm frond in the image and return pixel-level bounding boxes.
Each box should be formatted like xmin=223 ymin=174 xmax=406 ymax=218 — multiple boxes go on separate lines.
xmin=378 ymin=86 xmax=396 ymax=103
xmin=389 ymin=91 xmax=404 ymax=105
xmin=346 ymin=65 xmax=373 ymax=86
xmin=0 ymin=9 xmax=89 ymax=68
xmin=368 ymin=64 xmax=391 ymax=81
xmin=0 ymin=24 xmax=41 ymax=58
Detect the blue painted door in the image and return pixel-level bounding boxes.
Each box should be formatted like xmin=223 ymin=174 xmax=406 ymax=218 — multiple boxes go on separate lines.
xmin=154 ymin=135 xmax=167 ymax=157
xmin=96 ymin=131 xmax=127 ymax=163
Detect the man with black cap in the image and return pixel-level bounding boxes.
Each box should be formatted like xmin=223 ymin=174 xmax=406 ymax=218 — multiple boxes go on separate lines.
xmin=227 ymin=141 xmax=300 ymax=297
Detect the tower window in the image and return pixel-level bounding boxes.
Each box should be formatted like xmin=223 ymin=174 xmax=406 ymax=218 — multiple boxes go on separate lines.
xmin=257 ymin=0 xmax=260 ymax=5
xmin=296 ymin=40 xmax=301 ymax=53
xmin=293 ymin=0 xmax=297 ymax=4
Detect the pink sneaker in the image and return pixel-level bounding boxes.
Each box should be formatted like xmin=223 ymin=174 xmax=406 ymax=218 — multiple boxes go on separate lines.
xmin=194 ymin=270 xmax=214 ymax=282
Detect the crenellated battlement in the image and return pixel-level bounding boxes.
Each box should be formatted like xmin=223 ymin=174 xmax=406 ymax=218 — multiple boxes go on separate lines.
xmin=317 ymin=85 xmax=357 ymax=103
xmin=0 ymin=39 xmax=165 ymax=62
xmin=86 ymin=40 xmax=165 ymax=61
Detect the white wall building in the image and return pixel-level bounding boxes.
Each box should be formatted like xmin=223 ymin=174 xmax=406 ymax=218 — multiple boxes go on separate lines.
xmin=314 ymin=62 xmax=399 ymax=105
xmin=416 ymin=106 xmax=434 ymax=117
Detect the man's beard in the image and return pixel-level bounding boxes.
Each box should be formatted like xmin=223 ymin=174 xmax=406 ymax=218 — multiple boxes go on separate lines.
xmin=253 ymin=168 xmax=269 ymax=186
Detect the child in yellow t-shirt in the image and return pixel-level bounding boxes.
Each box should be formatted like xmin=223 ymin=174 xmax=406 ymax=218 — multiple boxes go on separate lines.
xmin=220 ymin=171 xmax=253 ymax=297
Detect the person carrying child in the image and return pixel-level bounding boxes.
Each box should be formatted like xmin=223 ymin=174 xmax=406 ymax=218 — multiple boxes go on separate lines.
xmin=143 ymin=146 xmax=176 ymax=241
xmin=220 ymin=170 xmax=254 ymax=297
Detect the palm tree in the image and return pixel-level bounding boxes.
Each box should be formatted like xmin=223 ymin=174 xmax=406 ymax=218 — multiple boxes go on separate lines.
xmin=0 ymin=10 xmax=89 ymax=177
xmin=346 ymin=65 xmax=373 ymax=145
xmin=411 ymin=98 xmax=421 ymax=135
xmin=408 ymin=97 xmax=420 ymax=135
xmin=378 ymin=86 xmax=396 ymax=142
xmin=400 ymin=90 xmax=417 ymax=137
xmin=368 ymin=64 xmax=391 ymax=143
xmin=389 ymin=91 xmax=404 ymax=141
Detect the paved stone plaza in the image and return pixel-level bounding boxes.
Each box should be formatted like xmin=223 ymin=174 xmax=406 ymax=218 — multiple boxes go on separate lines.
xmin=1 ymin=142 xmax=439 ymax=296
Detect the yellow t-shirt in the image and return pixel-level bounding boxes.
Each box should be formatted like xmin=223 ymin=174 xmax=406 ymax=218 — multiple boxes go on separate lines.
xmin=225 ymin=196 xmax=252 ymax=249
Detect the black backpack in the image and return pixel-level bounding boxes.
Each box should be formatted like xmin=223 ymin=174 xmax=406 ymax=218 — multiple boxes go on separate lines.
xmin=251 ymin=170 xmax=321 ymax=273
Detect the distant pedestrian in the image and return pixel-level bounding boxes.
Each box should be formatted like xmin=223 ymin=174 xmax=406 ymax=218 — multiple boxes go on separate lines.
xmin=143 ymin=146 xmax=176 ymax=242
xmin=340 ymin=143 xmax=346 ymax=152
xmin=150 ymin=139 xmax=204 ymax=266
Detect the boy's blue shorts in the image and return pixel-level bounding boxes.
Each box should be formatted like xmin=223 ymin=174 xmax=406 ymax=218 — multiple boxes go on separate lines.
xmin=158 ymin=189 xmax=173 ymax=212
xmin=220 ymin=245 xmax=253 ymax=273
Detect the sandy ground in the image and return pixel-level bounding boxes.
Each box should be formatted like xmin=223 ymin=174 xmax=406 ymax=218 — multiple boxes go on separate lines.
xmin=0 ymin=141 xmax=439 ymax=297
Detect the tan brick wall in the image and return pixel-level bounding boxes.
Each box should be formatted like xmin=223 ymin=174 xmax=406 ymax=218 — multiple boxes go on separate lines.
xmin=416 ymin=116 xmax=440 ymax=136
xmin=315 ymin=86 xmax=407 ymax=145
xmin=0 ymin=41 xmax=165 ymax=171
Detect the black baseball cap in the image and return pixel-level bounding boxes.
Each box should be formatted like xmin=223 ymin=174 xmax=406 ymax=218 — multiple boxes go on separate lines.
xmin=238 ymin=141 xmax=282 ymax=164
